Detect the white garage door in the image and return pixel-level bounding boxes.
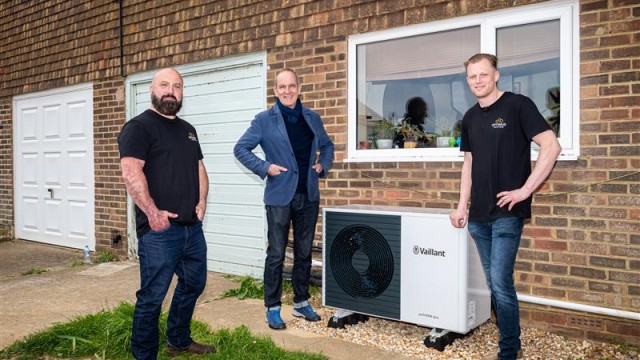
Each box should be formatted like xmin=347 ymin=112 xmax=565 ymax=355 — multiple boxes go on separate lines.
xmin=126 ymin=53 xmax=267 ymax=278
xmin=13 ymin=83 xmax=95 ymax=250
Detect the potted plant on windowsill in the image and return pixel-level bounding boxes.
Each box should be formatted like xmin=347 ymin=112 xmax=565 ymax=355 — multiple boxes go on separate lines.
xmin=398 ymin=122 xmax=425 ymax=149
xmin=374 ymin=119 xmax=397 ymax=149
xmin=436 ymin=123 xmax=454 ymax=148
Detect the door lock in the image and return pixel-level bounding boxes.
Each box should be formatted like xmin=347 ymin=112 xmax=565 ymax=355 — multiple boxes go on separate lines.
xmin=47 ymin=188 xmax=54 ymax=199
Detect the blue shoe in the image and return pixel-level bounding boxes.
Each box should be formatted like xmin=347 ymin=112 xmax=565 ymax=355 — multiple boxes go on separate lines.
xmin=292 ymin=301 xmax=321 ymax=322
xmin=265 ymin=307 xmax=286 ymax=330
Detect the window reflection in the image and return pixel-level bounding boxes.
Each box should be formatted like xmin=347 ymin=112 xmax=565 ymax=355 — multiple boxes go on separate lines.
xmin=497 ymin=20 xmax=561 ymax=137
xmin=356 ymin=27 xmax=480 ymax=149
xmin=355 ymin=20 xmax=562 ymax=152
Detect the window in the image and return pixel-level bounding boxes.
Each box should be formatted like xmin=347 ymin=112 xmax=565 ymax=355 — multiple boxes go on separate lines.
xmin=347 ymin=1 xmax=579 ymax=162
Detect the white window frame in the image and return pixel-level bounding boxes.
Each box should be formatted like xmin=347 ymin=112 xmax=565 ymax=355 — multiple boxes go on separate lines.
xmin=346 ymin=0 xmax=579 ymax=162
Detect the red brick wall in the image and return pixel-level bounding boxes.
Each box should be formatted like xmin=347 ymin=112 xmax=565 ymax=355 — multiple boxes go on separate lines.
xmin=93 ymin=79 xmax=128 ymax=255
xmin=0 ymin=97 xmax=12 ymax=236
xmin=1 ymin=0 xmax=638 ymax=345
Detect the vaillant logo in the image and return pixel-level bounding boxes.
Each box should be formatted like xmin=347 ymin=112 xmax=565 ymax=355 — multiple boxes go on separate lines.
xmin=412 ymin=245 xmax=446 ymax=257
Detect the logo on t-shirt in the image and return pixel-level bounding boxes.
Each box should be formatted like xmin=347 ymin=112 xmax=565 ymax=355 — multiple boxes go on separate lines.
xmin=492 ymin=118 xmax=507 ymax=129
xmin=188 ymin=132 xmax=198 ymax=142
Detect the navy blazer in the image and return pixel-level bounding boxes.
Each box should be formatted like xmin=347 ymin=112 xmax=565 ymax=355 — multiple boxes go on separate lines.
xmin=234 ymin=104 xmax=334 ymax=206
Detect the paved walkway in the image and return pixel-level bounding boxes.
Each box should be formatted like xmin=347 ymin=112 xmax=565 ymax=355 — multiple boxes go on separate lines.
xmin=0 ymin=239 xmax=415 ymax=360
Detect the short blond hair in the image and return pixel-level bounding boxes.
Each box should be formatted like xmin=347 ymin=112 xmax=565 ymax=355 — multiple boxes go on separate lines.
xmin=464 ymin=53 xmax=498 ymax=70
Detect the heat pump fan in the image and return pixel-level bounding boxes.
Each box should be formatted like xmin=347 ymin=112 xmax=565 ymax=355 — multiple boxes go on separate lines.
xmin=323 ymin=205 xmax=491 ymax=350
xmin=324 ymin=211 xmax=402 ymax=320
xmin=329 ymin=224 xmax=395 ymax=300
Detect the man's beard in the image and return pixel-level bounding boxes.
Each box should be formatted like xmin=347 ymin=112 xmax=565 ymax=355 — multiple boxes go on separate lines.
xmin=151 ymin=93 xmax=182 ymax=116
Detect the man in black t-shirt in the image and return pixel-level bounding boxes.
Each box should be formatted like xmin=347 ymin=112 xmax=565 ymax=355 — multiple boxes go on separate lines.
xmin=118 ymin=68 xmax=214 ymax=359
xmin=450 ymin=54 xmax=561 ymax=360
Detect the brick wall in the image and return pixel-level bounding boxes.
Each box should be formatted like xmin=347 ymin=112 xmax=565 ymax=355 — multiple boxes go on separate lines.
xmin=0 ymin=97 xmax=12 ymax=235
xmin=1 ymin=0 xmax=638 ymax=345
xmin=93 ymin=79 xmax=128 ymax=256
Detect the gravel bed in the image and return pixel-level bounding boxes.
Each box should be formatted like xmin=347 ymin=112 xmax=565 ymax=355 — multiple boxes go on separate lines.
xmin=289 ymin=299 xmax=639 ymax=360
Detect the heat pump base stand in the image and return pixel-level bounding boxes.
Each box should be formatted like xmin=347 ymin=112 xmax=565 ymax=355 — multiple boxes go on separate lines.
xmin=327 ymin=310 xmax=369 ymax=329
xmin=423 ymin=328 xmax=468 ymax=351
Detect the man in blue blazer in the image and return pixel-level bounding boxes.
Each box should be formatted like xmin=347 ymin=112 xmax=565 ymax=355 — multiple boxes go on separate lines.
xmin=234 ymin=68 xmax=334 ymax=330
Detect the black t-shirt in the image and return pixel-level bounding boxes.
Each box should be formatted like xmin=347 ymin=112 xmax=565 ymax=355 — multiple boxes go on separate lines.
xmin=117 ymin=109 xmax=203 ymax=237
xmin=460 ymin=92 xmax=551 ymax=222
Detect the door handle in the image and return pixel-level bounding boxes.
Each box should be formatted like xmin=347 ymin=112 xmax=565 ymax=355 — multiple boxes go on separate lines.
xmin=47 ymin=188 xmax=54 ymax=199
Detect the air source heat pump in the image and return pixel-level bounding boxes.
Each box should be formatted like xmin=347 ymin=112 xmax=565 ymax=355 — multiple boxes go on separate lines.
xmin=323 ymin=205 xmax=490 ymax=337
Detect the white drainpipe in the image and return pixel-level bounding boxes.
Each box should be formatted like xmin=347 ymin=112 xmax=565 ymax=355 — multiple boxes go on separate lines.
xmin=301 ymin=254 xmax=640 ymax=321
xmin=517 ymin=294 xmax=640 ymax=321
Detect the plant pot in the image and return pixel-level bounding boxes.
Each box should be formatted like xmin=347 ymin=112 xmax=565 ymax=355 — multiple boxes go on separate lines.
xmin=376 ymin=139 xmax=393 ymax=149
xmin=404 ymin=141 xmax=417 ymax=149
xmin=359 ymin=140 xmax=371 ymax=149
xmin=437 ymin=137 xmax=451 ymax=147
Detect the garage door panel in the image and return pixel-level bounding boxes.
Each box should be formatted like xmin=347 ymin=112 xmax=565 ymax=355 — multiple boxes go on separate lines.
xmin=43 ymin=105 xmax=63 ymax=140
xmin=187 ymin=78 xmax=262 ymax=98
xmin=188 ymin=90 xmax=263 ymax=108
xmin=44 ymin=199 xmax=63 ymax=234
xmin=212 ymin=183 xmax=263 ymax=198
xmin=207 ymin=245 xmax=264 ymax=266
xmin=20 ymin=197 xmax=39 ymax=231
xmin=68 ymin=101 xmax=90 ymax=138
xmin=204 ymin=218 xmax=264 ymax=239
xmin=207 ymin=259 xmax=263 ymax=278
xmin=68 ymin=200 xmax=89 ymax=241
xmin=213 ymin=175 xmax=263 ymax=189
xmin=44 ymin=152 xmax=62 ymax=186
xmin=186 ymin=108 xmax=262 ymax=127
xmin=22 ymin=154 xmax=38 ymax=184
xmin=68 ymin=152 xmax=90 ymax=187
xmin=206 ymin=163 xmax=254 ymax=176
xmin=20 ymin=109 xmax=38 ymax=140
xmin=213 ymin=190 xmax=263 ymax=206
xmin=212 ymin=182 xmax=263 ymax=196
xmin=197 ymin=131 xmax=243 ymax=146
xmin=187 ymin=64 xmax=261 ymax=85
xmin=209 ymin=203 xmax=263 ymax=218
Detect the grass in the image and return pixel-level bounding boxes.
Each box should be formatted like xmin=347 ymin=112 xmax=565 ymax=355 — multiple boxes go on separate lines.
xmin=20 ymin=268 xmax=47 ymax=276
xmin=94 ymin=250 xmax=116 ymax=263
xmin=220 ymin=276 xmax=319 ymax=305
xmin=0 ymin=302 xmax=326 ymax=360
xmin=70 ymin=259 xmax=85 ymax=268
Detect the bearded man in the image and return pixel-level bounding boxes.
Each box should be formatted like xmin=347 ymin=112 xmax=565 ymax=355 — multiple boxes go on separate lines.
xmin=118 ymin=68 xmax=215 ymax=359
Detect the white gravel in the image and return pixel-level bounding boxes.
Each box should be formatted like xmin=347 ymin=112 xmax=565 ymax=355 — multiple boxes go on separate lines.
xmin=289 ymin=299 xmax=639 ymax=360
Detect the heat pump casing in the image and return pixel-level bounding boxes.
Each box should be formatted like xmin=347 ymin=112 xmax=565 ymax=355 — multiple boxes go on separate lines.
xmin=323 ymin=205 xmax=490 ymax=334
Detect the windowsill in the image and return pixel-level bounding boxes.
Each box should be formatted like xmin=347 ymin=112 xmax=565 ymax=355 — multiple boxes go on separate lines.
xmin=346 ymin=148 xmax=578 ymax=163
xmin=346 ymin=147 xmax=465 ymax=162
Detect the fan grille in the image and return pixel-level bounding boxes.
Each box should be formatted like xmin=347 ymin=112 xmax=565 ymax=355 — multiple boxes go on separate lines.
xmin=329 ymin=224 xmax=394 ymax=299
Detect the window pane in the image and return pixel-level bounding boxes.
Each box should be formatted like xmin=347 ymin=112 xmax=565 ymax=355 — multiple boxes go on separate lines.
xmin=497 ymin=20 xmax=561 ymax=136
xmin=356 ymin=27 xmax=480 ymax=149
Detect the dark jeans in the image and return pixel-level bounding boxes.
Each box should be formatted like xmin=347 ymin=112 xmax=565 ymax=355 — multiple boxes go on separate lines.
xmin=131 ymin=222 xmax=207 ymax=360
xmin=468 ymin=217 xmax=524 ymax=360
xmin=264 ymin=193 xmax=319 ymax=308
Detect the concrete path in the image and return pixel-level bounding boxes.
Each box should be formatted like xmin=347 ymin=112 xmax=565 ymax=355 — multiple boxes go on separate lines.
xmin=0 ymin=240 xmax=414 ymax=360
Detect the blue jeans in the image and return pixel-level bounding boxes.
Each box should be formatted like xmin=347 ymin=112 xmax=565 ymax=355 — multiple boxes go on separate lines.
xmin=468 ymin=217 xmax=524 ymax=360
xmin=264 ymin=193 xmax=319 ymax=308
xmin=131 ymin=222 xmax=208 ymax=360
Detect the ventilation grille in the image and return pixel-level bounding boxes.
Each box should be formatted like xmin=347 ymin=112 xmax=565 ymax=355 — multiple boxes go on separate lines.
xmin=324 ymin=211 xmax=401 ymax=319
xmin=568 ymin=316 xmax=603 ymax=330
xmin=330 ymin=224 xmax=394 ymax=299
